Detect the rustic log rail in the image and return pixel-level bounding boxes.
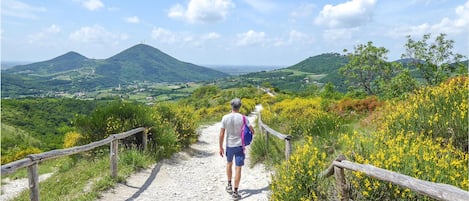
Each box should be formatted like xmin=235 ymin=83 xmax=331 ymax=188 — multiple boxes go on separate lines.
xmin=1 ymin=127 xmax=147 ymax=201
xmin=321 ymin=155 xmax=469 ymax=201
xmin=257 ymin=112 xmax=292 ymax=161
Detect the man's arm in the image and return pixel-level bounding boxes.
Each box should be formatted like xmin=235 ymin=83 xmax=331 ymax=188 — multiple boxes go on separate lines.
xmin=219 ymin=128 xmax=225 ymax=157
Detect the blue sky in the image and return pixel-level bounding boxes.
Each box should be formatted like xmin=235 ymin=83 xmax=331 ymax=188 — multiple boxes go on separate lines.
xmin=1 ymin=0 xmax=468 ymax=66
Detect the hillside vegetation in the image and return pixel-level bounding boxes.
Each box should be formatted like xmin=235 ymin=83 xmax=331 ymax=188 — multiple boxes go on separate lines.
xmin=2 ymin=33 xmax=468 ymax=201
xmin=2 ymin=44 xmax=228 ymax=97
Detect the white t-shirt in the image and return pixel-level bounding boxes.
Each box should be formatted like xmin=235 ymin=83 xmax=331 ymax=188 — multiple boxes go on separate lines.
xmin=221 ymin=112 xmax=251 ymax=148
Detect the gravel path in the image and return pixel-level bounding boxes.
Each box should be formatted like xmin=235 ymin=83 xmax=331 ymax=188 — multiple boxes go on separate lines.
xmin=1 ymin=173 xmax=53 ymax=201
xmin=98 ymin=111 xmax=272 ymax=201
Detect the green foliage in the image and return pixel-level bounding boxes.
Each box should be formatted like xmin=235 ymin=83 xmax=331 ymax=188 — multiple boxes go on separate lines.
xmin=288 ymin=53 xmax=348 ymax=74
xmin=379 ymin=69 xmax=419 ymax=99
xmin=1 ymin=124 xmax=42 ymax=164
xmin=402 ymin=33 xmax=465 ymax=85
xmin=2 ymin=44 xmax=228 ymax=97
xmin=376 ymin=76 xmax=468 ymax=150
xmin=1 ymin=98 xmax=99 ymax=151
xmin=340 ymin=41 xmax=399 ymax=95
xmin=151 ymin=102 xmax=199 ymax=148
xmin=270 ymin=137 xmax=333 ymax=201
xmin=261 ymin=97 xmax=343 ymax=138
xmin=75 ymin=100 xmax=153 ymax=145
xmin=12 ymin=150 xmax=153 ymax=201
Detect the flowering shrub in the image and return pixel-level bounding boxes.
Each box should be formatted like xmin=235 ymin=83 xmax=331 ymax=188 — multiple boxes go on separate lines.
xmin=269 ymin=77 xmax=468 ymax=200
xmin=338 ymin=76 xmax=469 ymax=200
xmin=330 ymin=96 xmax=382 ymax=117
xmin=1 ymin=147 xmax=42 ymax=164
xmin=271 ymin=137 xmax=332 ymax=201
xmin=376 ymin=76 xmax=468 ymax=150
xmin=63 ymin=131 xmax=82 ymax=148
xmin=261 ymin=97 xmax=342 ymax=137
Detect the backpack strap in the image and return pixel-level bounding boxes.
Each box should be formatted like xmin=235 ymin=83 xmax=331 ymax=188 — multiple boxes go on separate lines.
xmin=241 ymin=115 xmax=247 ymax=152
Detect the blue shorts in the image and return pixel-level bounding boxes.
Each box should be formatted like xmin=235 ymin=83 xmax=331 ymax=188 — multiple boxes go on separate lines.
xmin=226 ymin=146 xmax=245 ymax=166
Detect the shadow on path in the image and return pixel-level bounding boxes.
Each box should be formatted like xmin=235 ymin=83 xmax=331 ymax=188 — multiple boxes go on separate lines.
xmin=239 ymin=185 xmax=270 ymax=200
xmin=125 ymin=162 xmax=163 ymax=201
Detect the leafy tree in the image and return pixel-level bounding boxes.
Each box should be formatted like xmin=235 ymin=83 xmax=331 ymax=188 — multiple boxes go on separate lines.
xmin=340 ymin=41 xmax=399 ymax=95
xmin=380 ymin=69 xmax=419 ymax=99
xmin=402 ymin=33 xmax=465 ymax=85
xmin=320 ymin=82 xmax=342 ymax=100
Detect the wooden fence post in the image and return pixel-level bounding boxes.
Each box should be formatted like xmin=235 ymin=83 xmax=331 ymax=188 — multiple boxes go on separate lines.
xmin=285 ymin=138 xmax=292 ymax=161
xmin=141 ymin=131 xmax=147 ymax=151
xmin=334 ymin=154 xmax=349 ymax=201
xmin=334 ymin=166 xmax=349 ymax=201
xmin=110 ymin=138 xmax=118 ymax=179
xmin=28 ymin=162 xmax=39 ymax=201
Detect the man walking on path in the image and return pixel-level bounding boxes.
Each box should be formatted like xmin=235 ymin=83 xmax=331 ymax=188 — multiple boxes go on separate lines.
xmin=219 ymin=98 xmax=255 ymax=200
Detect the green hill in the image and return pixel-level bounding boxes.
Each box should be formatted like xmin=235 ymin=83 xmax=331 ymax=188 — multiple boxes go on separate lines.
xmin=233 ymin=53 xmax=349 ymax=92
xmin=287 ymin=53 xmax=348 ymax=74
xmin=7 ymin=51 xmax=93 ymax=74
xmin=102 ymin=44 xmax=228 ymax=82
xmin=1 ymin=44 xmax=228 ymax=97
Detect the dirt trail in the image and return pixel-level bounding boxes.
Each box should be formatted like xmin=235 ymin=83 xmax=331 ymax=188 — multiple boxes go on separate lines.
xmin=98 ymin=110 xmax=272 ymax=201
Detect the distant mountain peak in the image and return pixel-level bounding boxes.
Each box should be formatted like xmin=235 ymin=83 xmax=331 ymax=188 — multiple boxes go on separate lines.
xmin=51 ymin=51 xmax=88 ymax=62
xmin=107 ymin=43 xmax=170 ymax=61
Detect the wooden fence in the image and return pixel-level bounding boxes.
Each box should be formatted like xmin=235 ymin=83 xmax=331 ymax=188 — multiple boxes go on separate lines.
xmin=257 ymin=112 xmax=292 ymax=161
xmin=1 ymin=127 xmax=147 ymax=201
xmin=257 ymin=111 xmax=468 ymax=201
xmin=321 ymin=155 xmax=469 ymax=201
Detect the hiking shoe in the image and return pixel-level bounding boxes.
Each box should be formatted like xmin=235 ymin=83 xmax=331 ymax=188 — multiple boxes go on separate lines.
xmin=232 ymin=191 xmax=241 ymax=200
xmin=226 ymin=183 xmax=233 ymax=193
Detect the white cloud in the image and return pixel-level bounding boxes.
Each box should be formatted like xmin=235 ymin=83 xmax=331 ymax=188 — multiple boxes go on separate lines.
xmin=168 ymin=0 xmax=235 ymax=23
xmin=236 ymin=30 xmax=266 ymax=46
xmin=322 ymin=28 xmax=358 ymax=42
xmin=28 ymin=24 xmax=61 ymax=44
xmin=290 ymin=3 xmax=315 ymax=18
xmin=151 ymin=27 xmax=177 ymax=44
xmin=243 ymin=0 xmax=277 ymax=13
xmin=2 ymin=0 xmax=46 ymax=19
xmin=315 ymin=0 xmax=376 ymax=28
xmin=125 ymin=16 xmax=140 ymax=24
xmin=203 ymin=32 xmax=221 ymax=40
xmin=82 ymin=0 xmax=104 ymax=11
xmin=388 ymin=1 xmax=469 ymax=38
xmin=69 ymin=25 xmax=127 ymax=45
xmin=274 ymin=30 xmax=312 ymax=47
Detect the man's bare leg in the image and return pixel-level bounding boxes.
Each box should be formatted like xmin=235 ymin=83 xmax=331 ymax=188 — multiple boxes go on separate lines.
xmin=234 ymin=166 xmax=242 ymax=191
xmin=226 ymin=162 xmax=233 ymax=181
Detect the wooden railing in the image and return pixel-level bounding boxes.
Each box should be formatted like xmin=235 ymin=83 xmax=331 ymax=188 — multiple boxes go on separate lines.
xmin=257 ymin=112 xmax=292 ymax=161
xmin=1 ymin=127 xmax=147 ymax=201
xmin=321 ymin=155 xmax=469 ymax=201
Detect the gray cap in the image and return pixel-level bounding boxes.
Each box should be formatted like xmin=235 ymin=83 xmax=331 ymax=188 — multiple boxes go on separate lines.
xmin=230 ymin=98 xmax=242 ymax=110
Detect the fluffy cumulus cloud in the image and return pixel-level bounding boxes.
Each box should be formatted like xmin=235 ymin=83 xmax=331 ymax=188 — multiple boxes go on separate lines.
xmin=2 ymin=0 xmax=46 ymax=19
xmin=315 ymin=0 xmax=376 ymax=28
xmin=168 ymin=0 xmax=235 ymax=23
xmin=151 ymin=27 xmax=177 ymax=44
xmin=69 ymin=25 xmax=127 ymax=45
xmin=125 ymin=16 xmax=140 ymax=24
xmin=202 ymin=32 xmax=221 ymax=40
xmin=322 ymin=28 xmax=358 ymax=42
xmin=388 ymin=1 xmax=469 ymax=37
xmin=82 ymin=0 xmax=104 ymax=11
xmin=274 ymin=30 xmax=312 ymax=46
xmin=28 ymin=24 xmax=61 ymax=44
xmin=236 ymin=30 xmax=266 ymax=46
